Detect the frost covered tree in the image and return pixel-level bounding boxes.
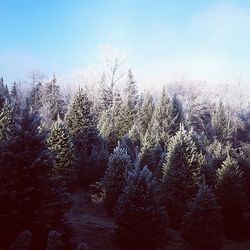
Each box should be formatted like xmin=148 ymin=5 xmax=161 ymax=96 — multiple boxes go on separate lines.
xmin=0 ymin=77 xmax=9 ymax=109
xmin=102 ymin=143 xmax=132 ymax=214
xmin=211 ymin=101 xmax=233 ymax=143
xmin=40 ymin=75 xmax=66 ymax=126
xmin=29 ymin=82 xmax=43 ymax=112
xmin=47 ymin=117 xmax=76 ymax=188
xmin=216 ymin=156 xmax=248 ymax=239
xmin=0 ymin=101 xmax=13 ymax=141
xmin=182 ymin=181 xmax=223 ymax=250
xmin=137 ymin=92 xmax=154 ymax=138
xmin=66 ymin=87 xmax=100 ymax=153
xmin=162 ymin=125 xmax=207 ymax=229
xmin=140 ymin=129 xmax=157 ymax=173
xmin=0 ymin=103 xmax=66 ymax=249
xmin=114 ymin=165 xmax=168 ymax=250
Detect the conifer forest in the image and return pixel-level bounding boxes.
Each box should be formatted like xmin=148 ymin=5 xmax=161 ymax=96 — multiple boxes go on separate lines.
xmin=1 ymin=1 xmax=250 ymax=249
xmin=0 ymin=67 xmax=249 ymax=250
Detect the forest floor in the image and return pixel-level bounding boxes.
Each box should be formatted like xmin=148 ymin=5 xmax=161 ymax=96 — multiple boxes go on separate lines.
xmin=65 ymin=189 xmax=250 ymax=250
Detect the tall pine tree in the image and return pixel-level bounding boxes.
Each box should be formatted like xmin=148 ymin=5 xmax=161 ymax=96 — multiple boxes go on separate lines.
xmin=0 ymin=103 xmax=66 ymax=249
xmin=162 ymin=125 xmax=207 ymax=229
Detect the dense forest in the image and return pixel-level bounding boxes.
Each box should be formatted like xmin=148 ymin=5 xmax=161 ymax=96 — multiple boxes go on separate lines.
xmin=0 ymin=67 xmax=249 ymax=250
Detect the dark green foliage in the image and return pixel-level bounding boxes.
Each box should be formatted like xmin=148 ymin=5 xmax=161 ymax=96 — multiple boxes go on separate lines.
xmin=162 ymin=125 xmax=207 ymax=228
xmin=102 ymin=144 xmax=132 ymax=214
xmin=47 ymin=118 xmax=76 ymax=188
xmin=0 ymin=105 xmax=66 ymax=249
xmin=216 ymin=156 xmax=248 ymax=240
xmin=182 ymin=182 xmax=223 ymax=250
xmin=114 ymin=165 xmax=169 ymax=250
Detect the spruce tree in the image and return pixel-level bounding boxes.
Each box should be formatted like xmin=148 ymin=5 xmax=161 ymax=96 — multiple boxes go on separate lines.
xmin=0 ymin=101 xmax=13 ymax=141
xmin=40 ymin=75 xmax=66 ymax=126
xmin=47 ymin=117 xmax=76 ymax=188
xmin=29 ymin=82 xmax=43 ymax=112
xmin=66 ymin=88 xmax=99 ymax=153
xmin=102 ymin=143 xmax=132 ymax=214
xmin=153 ymin=87 xmax=172 ymax=147
xmin=211 ymin=101 xmax=233 ymax=143
xmin=114 ymin=165 xmax=168 ymax=250
xmin=162 ymin=125 xmax=207 ymax=229
xmin=140 ymin=129 xmax=157 ymax=173
xmin=0 ymin=77 xmax=9 ymax=109
xmin=0 ymin=103 xmax=66 ymax=249
xmin=216 ymin=156 xmax=248 ymax=239
xmin=182 ymin=181 xmax=223 ymax=250
xmin=137 ymin=92 xmax=154 ymax=138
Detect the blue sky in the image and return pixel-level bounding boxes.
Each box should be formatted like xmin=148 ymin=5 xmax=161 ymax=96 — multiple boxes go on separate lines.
xmin=1 ymin=0 xmax=250 ymax=86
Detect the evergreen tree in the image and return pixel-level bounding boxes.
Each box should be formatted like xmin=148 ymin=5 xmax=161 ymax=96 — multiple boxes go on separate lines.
xmin=162 ymin=125 xmax=207 ymax=229
xmin=40 ymin=75 xmax=66 ymax=126
xmin=10 ymin=81 xmax=22 ymax=115
xmin=128 ymin=122 xmax=141 ymax=146
xmin=102 ymin=143 xmax=132 ymax=214
xmin=123 ymin=69 xmax=138 ymax=110
xmin=137 ymin=92 xmax=154 ymax=138
xmin=211 ymin=101 xmax=233 ymax=143
xmin=98 ymin=91 xmax=123 ymax=151
xmin=47 ymin=117 xmax=76 ymax=188
xmin=29 ymin=82 xmax=43 ymax=112
xmin=114 ymin=165 xmax=168 ymax=250
xmin=182 ymin=181 xmax=223 ymax=250
xmin=216 ymin=156 xmax=248 ymax=239
xmin=0 ymin=104 xmax=66 ymax=249
xmin=66 ymin=88 xmax=99 ymax=153
xmin=0 ymin=77 xmax=9 ymax=109
xmin=0 ymin=101 xmax=13 ymax=141
xmin=140 ymin=129 xmax=157 ymax=173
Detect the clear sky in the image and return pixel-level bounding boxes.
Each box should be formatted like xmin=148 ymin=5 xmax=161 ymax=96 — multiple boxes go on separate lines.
xmin=1 ymin=0 xmax=250 ymax=87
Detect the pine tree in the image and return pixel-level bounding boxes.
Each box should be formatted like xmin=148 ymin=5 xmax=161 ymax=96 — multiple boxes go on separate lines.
xmin=10 ymin=81 xmax=22 ymax=115
xmin=47 ymin=117 xmax=76 ymax=188
xmin=114 ymin=165 xmax=168 ymax=250
xmin=102 ymin=143 xmax=132 ymax=214
xmin=153 ymin=87 xmax=172 ymax=147
xmin=98 ymin=91 xmax=123 ymax=151
xmin=0 ymin=77 xmax=9 ymax=109
xmin=211 ymin=101 xmax=233 ymax=143
xmin=140 ymin=129 xmax=157 ymax=173
xmin=66 ymin=88 xmax=99 ymax=153
xmin=216 ymin=156 xmax=248 ymax=239
xmin=123 ymin=69 xmax=138 ymax=110
xmin=0 ymin=101 xmax=13 ymax=141
xmin=182 ymin=181 xmax=223 ymax=250
xmin=0 ymin=104 xmax=66 ymax=249
xmin=29 ymin=82 xmax=43 ymax=112
xmin=162 ymin=125 xmax=207 ymax=229
xmin=137 ymin=92 xmax=154 ymax=138
xmin=40 ymin=75 xmax=66 ymax=126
